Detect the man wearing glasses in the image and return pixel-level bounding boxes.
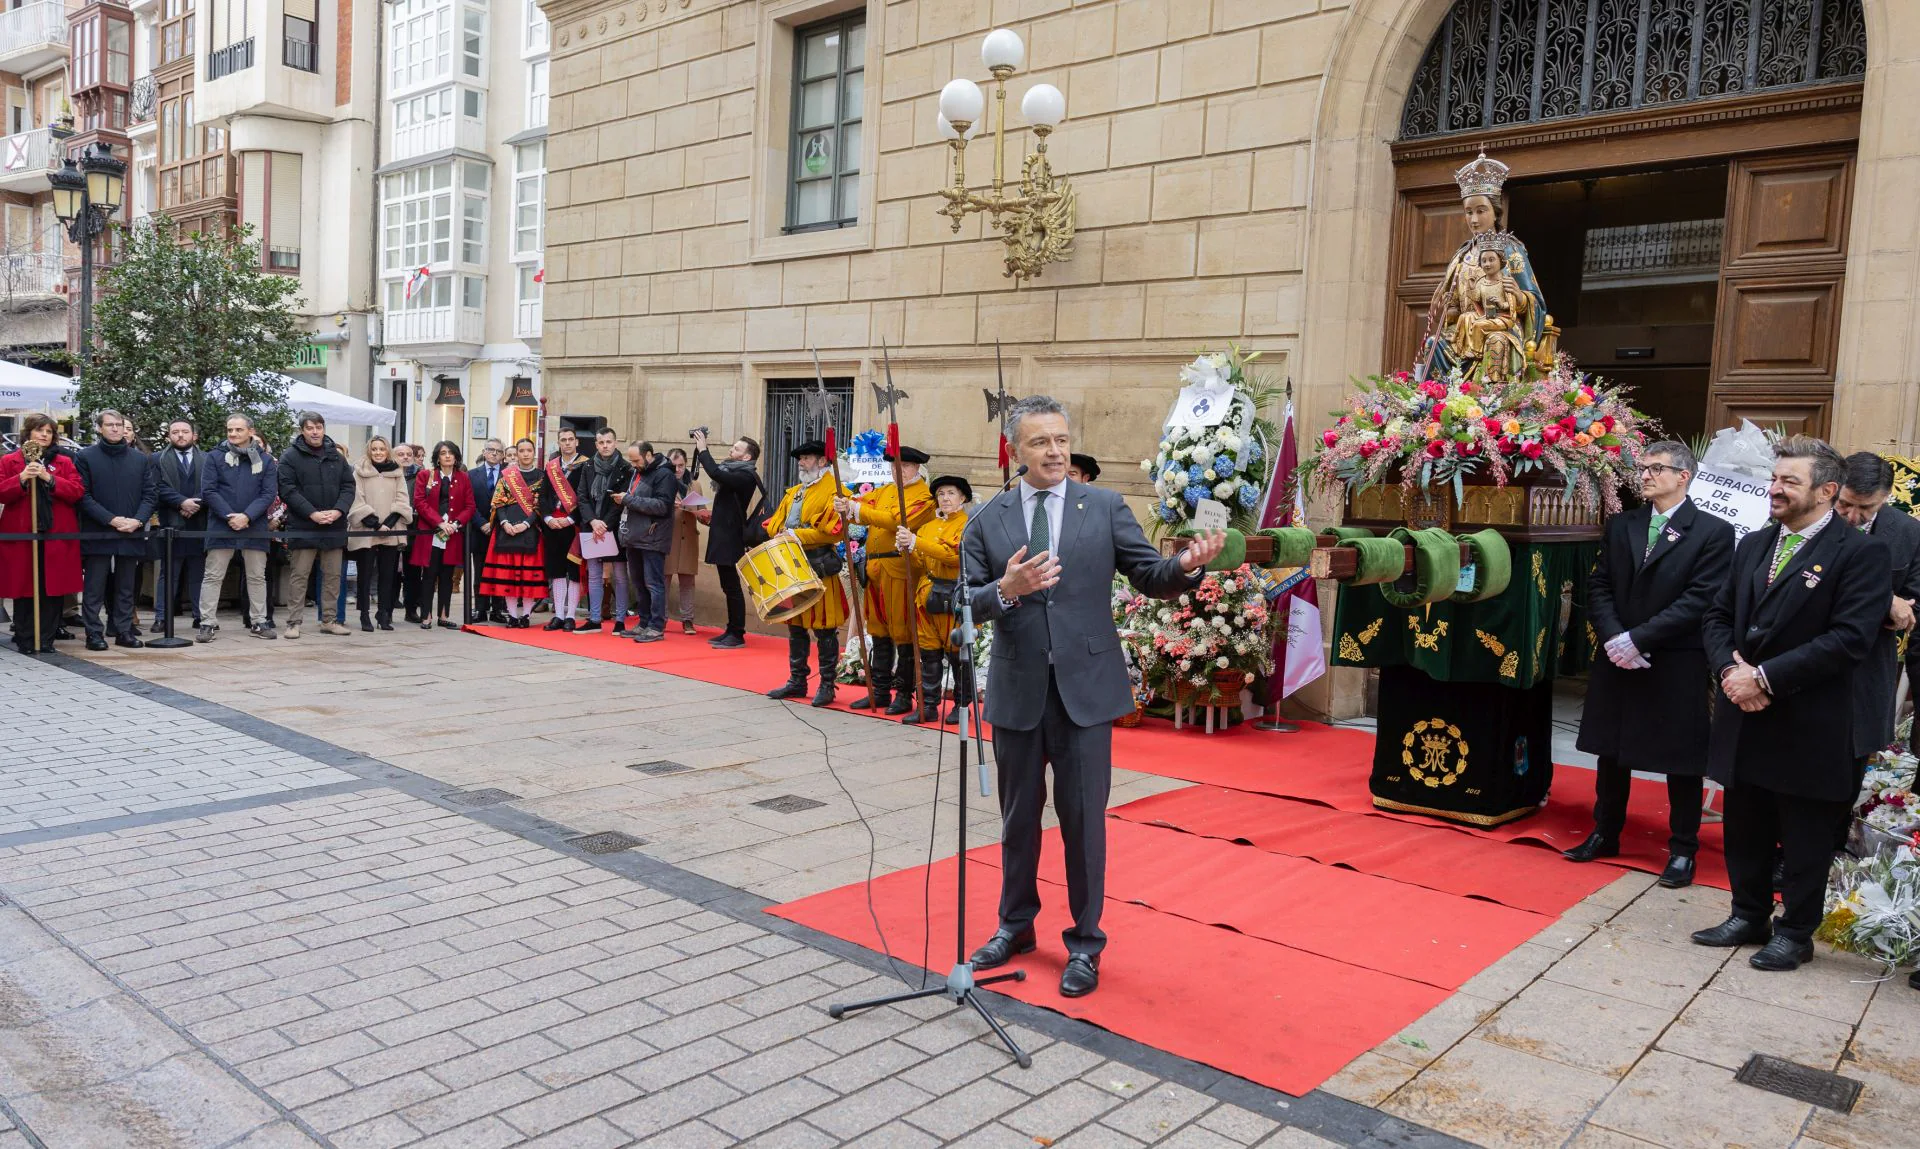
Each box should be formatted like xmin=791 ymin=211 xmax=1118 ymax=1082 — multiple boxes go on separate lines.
xmin=1565 ymin=441 xmax=1735 ymax=890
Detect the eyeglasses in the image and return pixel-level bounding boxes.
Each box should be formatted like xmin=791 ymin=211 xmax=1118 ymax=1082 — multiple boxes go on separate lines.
xmin=1638 ymin=463 xmax=1685 ymax=477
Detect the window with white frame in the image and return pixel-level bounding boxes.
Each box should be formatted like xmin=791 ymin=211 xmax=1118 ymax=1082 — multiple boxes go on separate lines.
xmin=513 ymin=141 xmax=543 ymax=259
xmin=392 ymin=87 xmax=452 ymax=151
xmin=461 ymin=161 xmax=488 ymax=264
xmin=388 ymin=0 xmax=453 ymax=94
xmin=382 ymin=162 xmax=453 ymax=273
xmin=461 ymin=7 xmax=485 ymax=80
xmin=526 ymin=58 xmax=548 ymax=129
xmin=786 ymin=12 xmax=864 ymax=232
xmin=523 ymin=0 xmax=548 ymax=56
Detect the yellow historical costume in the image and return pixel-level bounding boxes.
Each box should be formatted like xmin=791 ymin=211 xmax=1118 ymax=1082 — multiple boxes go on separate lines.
xmin=762 ymin=440 xmax=849 ymax=707
xmin=900 ymin=475 xmax=974 ymax=725
xmin=845 ymin=446 xmax=936 ymax=716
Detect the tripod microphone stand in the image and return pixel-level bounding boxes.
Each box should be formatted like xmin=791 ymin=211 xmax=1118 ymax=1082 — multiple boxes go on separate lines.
xmin=826 ymin=582 xmax=1032 ymax=1068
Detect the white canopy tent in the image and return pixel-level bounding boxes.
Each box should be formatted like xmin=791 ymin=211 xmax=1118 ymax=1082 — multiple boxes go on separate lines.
xmin=0 ymin=369 xmax=396 ymax=428
xmin=0 ymin=361 xmax=77 ymax=412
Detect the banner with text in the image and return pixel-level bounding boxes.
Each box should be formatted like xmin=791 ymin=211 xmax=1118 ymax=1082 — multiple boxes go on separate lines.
xmin=1689 ymin=465 xmax=1772 ymax=540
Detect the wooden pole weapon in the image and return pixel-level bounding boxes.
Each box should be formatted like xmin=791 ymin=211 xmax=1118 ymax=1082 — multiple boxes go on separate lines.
xmin=877 ymin=341 xmax=919 ymax=657
xmin=810 ymin=348 xmax=870 ymax=679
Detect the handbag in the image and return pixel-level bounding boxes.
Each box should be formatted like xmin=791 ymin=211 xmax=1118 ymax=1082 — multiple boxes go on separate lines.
xmin=741 ymin=476 xmax=772 ymax=549
xmin=924 ymin=576 xmax=960 ymax=616
xmin=805 ymin=545 xmax=844 ymax=579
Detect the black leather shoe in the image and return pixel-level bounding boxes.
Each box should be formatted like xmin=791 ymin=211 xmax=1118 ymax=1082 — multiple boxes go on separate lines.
xmin=1749 ymin=935 xmax=1814 ymax=972
xmin=1657 ymin=855 xmax=1696 ymax=889
xmin=1562 ymin=832 xmax=1619 ymax=862
xmin=710 ymin=633 xmax=746 ymax=649
xmin=810 ymin=682 xmax=837 ymax=708
xmin=1060 ymin=954 xmax=1100 ymax=998
xmin=1691 ymin=916 xmax=1772 ymax=948
xmin=968 ymin=928 xmax=1036 ymax=970
xmin=766 ymin=679 xmax=809 ymax=701
xmin=114 ymin=635 xmax=144 ymax=649
xmin=85 ymin=637 xmax=108 ymax=651
xmin=544 ymin=618 xmax=565 ymax=631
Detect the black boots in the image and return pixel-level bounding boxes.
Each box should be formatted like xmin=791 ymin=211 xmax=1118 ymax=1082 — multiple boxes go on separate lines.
xmin=359 ymin=609 xmax=374 ymax=633
xmin=850 ymin=637 xmax=894 ymax=710
xmin=767 ymin=627 xmax=811 ymax=699
xmin=903 ymin=649 xmax=944 ymax=725
xmin=885 ymin=641 xmax=917 ymax=716
xmin=811 ymin=630 xmax=839 ymax=708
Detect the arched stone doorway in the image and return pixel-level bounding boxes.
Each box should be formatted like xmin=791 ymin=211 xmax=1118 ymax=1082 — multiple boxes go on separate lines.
xmin=1302 ymin=0 xmax=1913 ymax=454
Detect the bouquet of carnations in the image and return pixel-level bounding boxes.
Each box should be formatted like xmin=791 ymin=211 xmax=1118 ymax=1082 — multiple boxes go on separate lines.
xmin=1117 ymin=567 xmax=1274 ymax=698
xmin=1311 ymin=358 xmax=1651 ymax=514
xmin=1142 ymin=347 xmax=1280 ymax=533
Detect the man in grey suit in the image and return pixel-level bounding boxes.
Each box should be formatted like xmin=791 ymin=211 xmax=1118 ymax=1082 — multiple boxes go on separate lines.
xmin=961 ymin=396 xmax=1224 ymax=997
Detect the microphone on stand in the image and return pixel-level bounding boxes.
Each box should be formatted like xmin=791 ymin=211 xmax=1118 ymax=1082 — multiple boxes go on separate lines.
xmin=1001 ymin=464 xmax=1028 ymax=492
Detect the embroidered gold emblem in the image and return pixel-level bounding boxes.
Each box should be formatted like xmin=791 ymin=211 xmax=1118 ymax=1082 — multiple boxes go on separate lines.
xmin=1402 ymin=719 xmax=1469 ymax=789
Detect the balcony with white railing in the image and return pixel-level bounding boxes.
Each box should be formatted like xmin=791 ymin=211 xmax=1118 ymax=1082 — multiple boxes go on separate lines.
xmin=0 ymin=252 xmax=65 ymax=300
xmin=384 ymin=304 xmax=486 ymax=350
xmin=514 ymin=295 xmax=541 ymax=341
xmin=390 ymin=88 xmax=488 ymax=165
xmin=0 ymin=129 xmax=55 ymax=194
xmin=0 ymin=1 xmax=69 ymax=75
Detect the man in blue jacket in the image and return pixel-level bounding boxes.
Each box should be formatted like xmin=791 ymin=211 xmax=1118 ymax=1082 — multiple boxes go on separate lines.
xmin=73 ymin=409 xmax=158 ymax=650
xmin=198 ymin=413 xmax=279 ymax=641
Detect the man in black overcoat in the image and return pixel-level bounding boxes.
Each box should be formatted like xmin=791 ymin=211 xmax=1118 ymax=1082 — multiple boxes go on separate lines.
xmin=468 ymin=439 xmax=507 ymax=622
xmin=1567 ymin=441 xmax=1735 ymax=889
xmin=152 ymin=419 xmax=209 ymax=631
xmin=1835 ymin=452 xmax=1920 ymax=751
xmin=1694 ymin=436 xmax=1889 ymax=972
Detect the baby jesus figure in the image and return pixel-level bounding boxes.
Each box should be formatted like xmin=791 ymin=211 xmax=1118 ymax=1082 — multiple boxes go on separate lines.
xmin=1457 ymin=246 xmax=1533 ymax=382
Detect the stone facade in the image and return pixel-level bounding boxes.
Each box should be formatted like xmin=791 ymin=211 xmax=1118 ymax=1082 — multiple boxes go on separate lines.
xmin=538 ymin=0 xmax=1920 ymax=715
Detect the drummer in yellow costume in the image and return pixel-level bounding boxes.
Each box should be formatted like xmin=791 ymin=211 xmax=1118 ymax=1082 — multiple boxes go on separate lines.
xmin=895 ymin=475 xmax=973 ymax=726
xmin=762 ymin=439 xmax=850 ymax=708
xmin=834 ymin=446 xmax=935 ymax=717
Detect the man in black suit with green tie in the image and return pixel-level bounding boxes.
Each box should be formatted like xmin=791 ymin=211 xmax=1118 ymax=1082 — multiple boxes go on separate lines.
xmin=960 ymin=396 xmax=1223 ymax=998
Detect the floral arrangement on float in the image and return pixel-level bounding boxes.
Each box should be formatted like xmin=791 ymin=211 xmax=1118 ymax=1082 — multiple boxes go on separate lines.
xmin=1310 ymin=359 xmax=1652 ymax=515
xmin=1820 ymin=734 xmax=1920 ymax=969
xmin=1116 ymin=568 xmax=1274 ymax=705
xmin=1141 ymin=347 xmax=1279 ymax=532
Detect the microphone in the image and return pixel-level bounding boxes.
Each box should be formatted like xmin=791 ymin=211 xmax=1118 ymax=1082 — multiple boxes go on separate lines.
xmin=1001 ymin=464 xmax=1028 ymax=492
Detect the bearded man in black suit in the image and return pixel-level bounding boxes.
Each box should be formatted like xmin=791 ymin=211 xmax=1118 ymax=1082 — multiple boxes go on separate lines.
xmin=1693 ymin=436 xmax=1889 ymax=972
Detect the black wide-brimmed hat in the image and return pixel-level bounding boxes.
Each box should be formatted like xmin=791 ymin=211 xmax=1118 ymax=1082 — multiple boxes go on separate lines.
xmin=789 ymin=439 xmax=828 ymax=459
xmin=884 ymin=445 xmax=930 ymax=465
xmin=1070 ymin=453 xmax=1102 ymax=481
xmin=930 ymin=475 xmax=973 ymax=503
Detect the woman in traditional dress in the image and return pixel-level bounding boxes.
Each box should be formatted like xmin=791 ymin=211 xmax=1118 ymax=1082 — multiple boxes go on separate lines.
xmin=478 ymin=438 xmax=549 ymax=627
xmin=0 ymin=413 xmax=84 ymax=654
xmin=411 ymin=441 xmax=475 ymax=630
xmin=897 ymin=475 xmax=973 ymax=725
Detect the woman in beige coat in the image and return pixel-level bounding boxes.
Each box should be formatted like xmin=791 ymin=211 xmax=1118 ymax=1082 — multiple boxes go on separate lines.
xmin=667 ymin=448 xmax=706 ymax=635
xmin=347 ymin=437 xmax=414 ymax=631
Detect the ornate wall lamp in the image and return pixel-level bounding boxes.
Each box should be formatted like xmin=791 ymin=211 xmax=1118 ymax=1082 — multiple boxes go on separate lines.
xmin=935 ymin=28 xmax=1075 ymax=284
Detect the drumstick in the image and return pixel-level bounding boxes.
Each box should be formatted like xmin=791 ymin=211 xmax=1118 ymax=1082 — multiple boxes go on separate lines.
xmin=824 ymin=425 xmax=872 ymax=685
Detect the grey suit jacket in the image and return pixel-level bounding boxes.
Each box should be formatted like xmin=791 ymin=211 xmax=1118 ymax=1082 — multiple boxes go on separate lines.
xmin=962 ymin=481 xmax=1199 ymax=732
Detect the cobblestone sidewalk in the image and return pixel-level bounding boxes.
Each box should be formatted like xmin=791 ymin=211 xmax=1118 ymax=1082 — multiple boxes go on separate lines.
xmin=0 ymin=652 xmax=1400 ymax=1148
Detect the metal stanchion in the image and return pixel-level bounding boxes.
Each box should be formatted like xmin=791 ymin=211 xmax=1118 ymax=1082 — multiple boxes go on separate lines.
xmin=146 ymin=527 xmax=192 ymax=649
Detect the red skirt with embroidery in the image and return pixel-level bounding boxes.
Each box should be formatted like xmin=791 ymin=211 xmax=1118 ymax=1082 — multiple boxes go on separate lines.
xmin=479 ymin=536 xmax=548 ymax=599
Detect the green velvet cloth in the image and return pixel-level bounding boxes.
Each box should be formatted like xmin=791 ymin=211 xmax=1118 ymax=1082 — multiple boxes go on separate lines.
xmin=1332 ymin=540 xmax=1599 ymax=688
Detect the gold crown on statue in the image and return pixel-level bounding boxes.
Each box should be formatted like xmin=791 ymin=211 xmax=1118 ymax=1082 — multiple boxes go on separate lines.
xmin=1454 ymin=151 xmax=1510 ymax=201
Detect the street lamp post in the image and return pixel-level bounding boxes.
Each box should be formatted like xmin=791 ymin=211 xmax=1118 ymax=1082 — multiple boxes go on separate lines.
xmin=49 ymin=142 xmax=127 ymax=380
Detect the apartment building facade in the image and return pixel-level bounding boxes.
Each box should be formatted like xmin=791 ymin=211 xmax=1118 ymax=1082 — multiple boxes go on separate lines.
xmin=375 ymin=0 xmax=550 ymax=453
xmin=0 ymin=0 xmax=80 ymax=360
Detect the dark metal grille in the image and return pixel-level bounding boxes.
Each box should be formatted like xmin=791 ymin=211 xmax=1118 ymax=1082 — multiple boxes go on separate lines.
xmin=442 ymin=788 xmax=521 ymax=807
xmin=567 ymin=831 xmax=647 ymax=855
xmin=752 ymin=795 xmax=829 ymax=814
xmin=629 ymin=760 xmax=692 ymax=776
xmin=1735 ymin=1054 xmax=1862 ymax=1113
xmin=762 ymin=377 xmax=853 ymax=497
xmin=1400 ymin=0 xmax=1867 ymax=139
xmin=208 ymin=38 xmax=255 ymax=81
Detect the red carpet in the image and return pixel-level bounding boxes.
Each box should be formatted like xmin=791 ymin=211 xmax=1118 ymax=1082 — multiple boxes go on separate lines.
xmin=768 ymin=838 xmax=1453 ymax=1097
xmin=476 ymin=619 xmax=1730 ymax=1094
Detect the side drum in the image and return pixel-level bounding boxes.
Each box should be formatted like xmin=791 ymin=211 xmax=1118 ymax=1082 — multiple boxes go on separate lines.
xmin=738 ymin=534 xmax=825 ymax=624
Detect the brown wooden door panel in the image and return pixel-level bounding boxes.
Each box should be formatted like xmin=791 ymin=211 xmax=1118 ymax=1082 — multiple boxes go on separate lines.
xmin=1723 ymin=152 xmax=1854 ymax=269
xmin=1714 ymin=275 xmax=1843 ymax=381
xmin=1705 ymin=389 xmax=1832 ymax=440
xmin=1404 ymin=192 xmax=1472 ymax=279
xmin=1385 ymin=293 xmax=1433 ymax=376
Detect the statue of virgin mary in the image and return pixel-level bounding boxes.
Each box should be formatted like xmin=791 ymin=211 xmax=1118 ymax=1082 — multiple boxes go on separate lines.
xmin=1416 ymin=152 xmax=1557 ymax=382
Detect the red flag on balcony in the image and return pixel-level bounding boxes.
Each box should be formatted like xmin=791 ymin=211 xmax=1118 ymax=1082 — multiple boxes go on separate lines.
xmin=404 ymin=265 xmax=431 ymax=300
xmin=533 ymin=267 xmax=545 ymax=284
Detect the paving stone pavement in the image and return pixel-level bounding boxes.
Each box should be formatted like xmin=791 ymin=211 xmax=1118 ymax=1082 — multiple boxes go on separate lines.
xmin=0 ymin=651 xmax=1384 ymax=1147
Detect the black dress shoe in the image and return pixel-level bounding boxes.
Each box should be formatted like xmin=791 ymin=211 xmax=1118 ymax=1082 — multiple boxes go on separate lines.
xmin=1562 ymin=832 xmax=1620 ymax=862
xmin=115 ymin=635 xmax=144 ymax=649
xmin=1749 ymin=935 xmax=1814 ymax=972
xmin=710 ymin=634 xmax=746 ymax=649
xmin=544 ymin=618 xmax=565 ymax=631
xmin=1060 ymin=954 xmax=1100 ymax=998
xmin=1691 ymin=916 xmax=1772 ymax=948
xmin=85 ymin=637 xmax=108 ymax=651
xmin=968 ymin=928 xmax=1036 ymax=970
xmin=1657 ymin=855 xmax=1696 ymax=889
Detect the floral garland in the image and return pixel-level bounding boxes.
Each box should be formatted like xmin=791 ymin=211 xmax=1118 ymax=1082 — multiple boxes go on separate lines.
xmin=1311 ymin=358 xmax=1651 ymax=514
xmin=1141 ymin=347 xmax=1279 ymax=533
xmin=1116 ymin=567 xmax=1274 ymax=696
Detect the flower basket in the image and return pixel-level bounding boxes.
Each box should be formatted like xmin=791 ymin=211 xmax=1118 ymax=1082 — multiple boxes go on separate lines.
xmin=1116 ymin=705 xmax=1146 ymax=729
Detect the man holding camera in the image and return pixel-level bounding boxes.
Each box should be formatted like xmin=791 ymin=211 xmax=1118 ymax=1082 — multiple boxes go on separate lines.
xmin=691 ymin=428 xmax=762 ymax=649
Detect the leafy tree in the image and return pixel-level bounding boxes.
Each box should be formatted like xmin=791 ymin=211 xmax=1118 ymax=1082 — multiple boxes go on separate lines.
xmin=76 ymin=217 xmax=304 ymax=447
